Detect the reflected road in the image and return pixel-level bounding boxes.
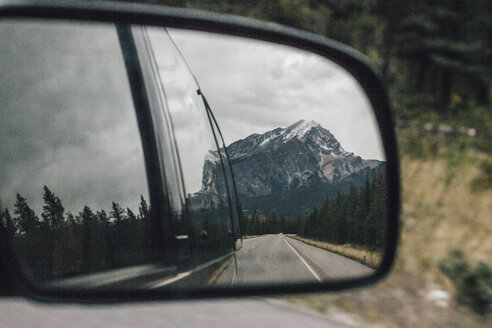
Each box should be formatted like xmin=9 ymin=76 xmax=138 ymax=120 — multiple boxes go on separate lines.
xmin=217 ymin=234 xmax=373 ymax=285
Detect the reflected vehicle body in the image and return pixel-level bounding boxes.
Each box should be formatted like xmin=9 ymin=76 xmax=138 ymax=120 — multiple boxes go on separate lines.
xmin=128 ymin=26 xmax=242 ymax=280
xmin=0 ymin=21 xmax=241 ymax=289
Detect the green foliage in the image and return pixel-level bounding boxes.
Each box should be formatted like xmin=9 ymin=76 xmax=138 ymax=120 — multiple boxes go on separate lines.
xmin=453 ymin=105 xmax=492 ymax=135
xmin=391 ymin=1 xmax=491 ymax=112
xmin=444 ymin=136 xmax=474 ymax=168
xmin=398 ymin=125 xmax=440 ymax=160
xmin=398 ymin=106 xmax=491 ymax=161
xmin=471 ymin=159 xmax=492 ymax=191
xmin=439 ymin=249 xmax=492 ymax=314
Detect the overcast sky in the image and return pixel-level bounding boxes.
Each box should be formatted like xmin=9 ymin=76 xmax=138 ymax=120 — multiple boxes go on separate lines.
xmin=0 ymin=21 xmax=148 ymax=215
xmin=168 ymin=28 xmax=385 ymax=161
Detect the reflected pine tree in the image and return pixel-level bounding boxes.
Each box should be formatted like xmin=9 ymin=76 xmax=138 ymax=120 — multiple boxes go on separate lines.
xmin=300 ymin=170 xmax=387 ymax=251
xmin=0 ymin=188 xmax=152 ymax=281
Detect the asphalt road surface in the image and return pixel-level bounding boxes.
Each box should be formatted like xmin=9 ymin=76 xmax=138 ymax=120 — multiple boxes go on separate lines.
xmin=0 ymin=297 xmax=363 ymax=328
xmin=217 ymin=234 xmax=373 ymax=286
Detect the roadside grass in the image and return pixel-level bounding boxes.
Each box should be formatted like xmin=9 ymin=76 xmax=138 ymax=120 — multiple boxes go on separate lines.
xmin=287 ymin=235 xmax=382 ymax=269
xmin=439 ymin=249 xmax=492 ymax=314
xmin=398 ymin=154 xmax=491 ymax=274
xmin=282 ymin=130 xmax=492 ymax=327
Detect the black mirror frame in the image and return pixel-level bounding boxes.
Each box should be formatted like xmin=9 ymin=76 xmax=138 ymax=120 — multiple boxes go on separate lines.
xmin=0 ymin=0 xmax=400 ymax=303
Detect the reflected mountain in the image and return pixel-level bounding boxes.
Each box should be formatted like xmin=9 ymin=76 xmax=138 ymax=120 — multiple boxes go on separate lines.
xmin=197 ymin=120 xmax=385 ymax=218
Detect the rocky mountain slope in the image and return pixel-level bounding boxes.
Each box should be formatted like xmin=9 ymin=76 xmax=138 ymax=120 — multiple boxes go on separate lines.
xmin=199 ymin=120 xmax=385 ymax=218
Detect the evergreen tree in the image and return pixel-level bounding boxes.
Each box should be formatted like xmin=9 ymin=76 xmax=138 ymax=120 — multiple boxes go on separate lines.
xmin=97 ymin=209 xmax=114 ymax=268
xmin=127 ymin=208 xmax=137 ymax=223
xmin=394 ymin=0 xmax=491 ymax=110
xmin=80 ymin=205 xmax=96 ymax=272
xmin=65 ymin=211 xmax=79 ymax=225
xmin=298 ymin=168 xmax=387 ymax=251
xmin=110 ymin=202 xmax=125 ymax=224
xmin=13 ymin=194 xmax=39 ymax=234
xmin=138 ymin=195 xmax=149 ymax=220
xmin=40 ymin=186 xmax=67 ymax=276
xmin=109 ymin=202 xmax=126 ymax=265
xmin=41 ymin=186 xmax=65 ymax=230
xmin=64 ymin=211 xmax=83 ymax=274
xmin=97 ymin=210 xmax=108 ymax=225
xmin=138 ymin=196 xmax=154 ymax=258
xmin=124 ymin=207 xmax=144 ymax=264
xmin=1 ymin=208 xmax=16 ymax=239
xmin=13 ymin=193 xmax=52 ymax=278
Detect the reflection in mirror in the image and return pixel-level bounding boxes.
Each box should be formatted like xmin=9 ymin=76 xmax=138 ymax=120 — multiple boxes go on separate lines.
xmin=0 ymin=21 xmax=153 ymax=285
xmin=165 ymin=29 xmax=387 ymax=285
xmin=0 ymin=20 xmax=387 ymax=291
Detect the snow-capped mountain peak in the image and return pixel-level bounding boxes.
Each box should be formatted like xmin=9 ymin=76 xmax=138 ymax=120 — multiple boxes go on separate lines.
xmin=221 ymin=120 xmax=343 ymax=162
xmin=202 ymin=120 xmax=383 ymax=194
xmin=196 ymin=120 xmax=385 ymax=218
xmin=283 ymin=119 xmax=320 ymax=140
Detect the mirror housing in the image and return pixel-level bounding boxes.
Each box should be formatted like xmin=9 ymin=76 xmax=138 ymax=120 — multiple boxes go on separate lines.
xmin=0 ymin=0 xmax=400 ymax=302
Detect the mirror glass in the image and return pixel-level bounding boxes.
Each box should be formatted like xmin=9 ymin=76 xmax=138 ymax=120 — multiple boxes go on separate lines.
xmin=0 ymin=20 xmax=387 ymax=291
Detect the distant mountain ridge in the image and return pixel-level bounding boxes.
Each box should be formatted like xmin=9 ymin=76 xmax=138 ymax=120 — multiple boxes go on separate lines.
xmin=199 ymin=120 xmax=385 ymax=218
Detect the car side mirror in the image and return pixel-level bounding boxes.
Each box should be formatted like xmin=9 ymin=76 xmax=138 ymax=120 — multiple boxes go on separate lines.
xmin=0 ymin=1 xmax=399 ymax=302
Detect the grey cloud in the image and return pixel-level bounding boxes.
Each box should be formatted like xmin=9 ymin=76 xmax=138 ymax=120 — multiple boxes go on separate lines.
xmin=169 ymin=28 xmax=384 ymax=161
xmin=0 ymin=21 xmax=148 ymax=215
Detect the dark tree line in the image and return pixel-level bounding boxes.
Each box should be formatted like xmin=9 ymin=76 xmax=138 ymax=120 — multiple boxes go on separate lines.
xmin=300 ymin=171 xmax=387 ymax=250
xmin=0 ymin=186 xmax=151 ymax=281
xmin=239 ymin=170 xmax=387 ymax=252
xmin=0 ymin=186 xmax=239 ymax=281
xmin=239 ymin=206 xmax=302 ymax=236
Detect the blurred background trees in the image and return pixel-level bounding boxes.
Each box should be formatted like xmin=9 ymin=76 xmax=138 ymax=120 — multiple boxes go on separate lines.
xmin=117 ymin=0 xmax=491 ymax=123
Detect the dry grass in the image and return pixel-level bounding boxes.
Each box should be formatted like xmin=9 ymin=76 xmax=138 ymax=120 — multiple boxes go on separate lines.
xmin=399 ymin=154 xmax=492 ymax=276
xmin=288 ymin=235 xmax=382 ymax=268
xmin=282 ymin=145 xmax=492 ymax=327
